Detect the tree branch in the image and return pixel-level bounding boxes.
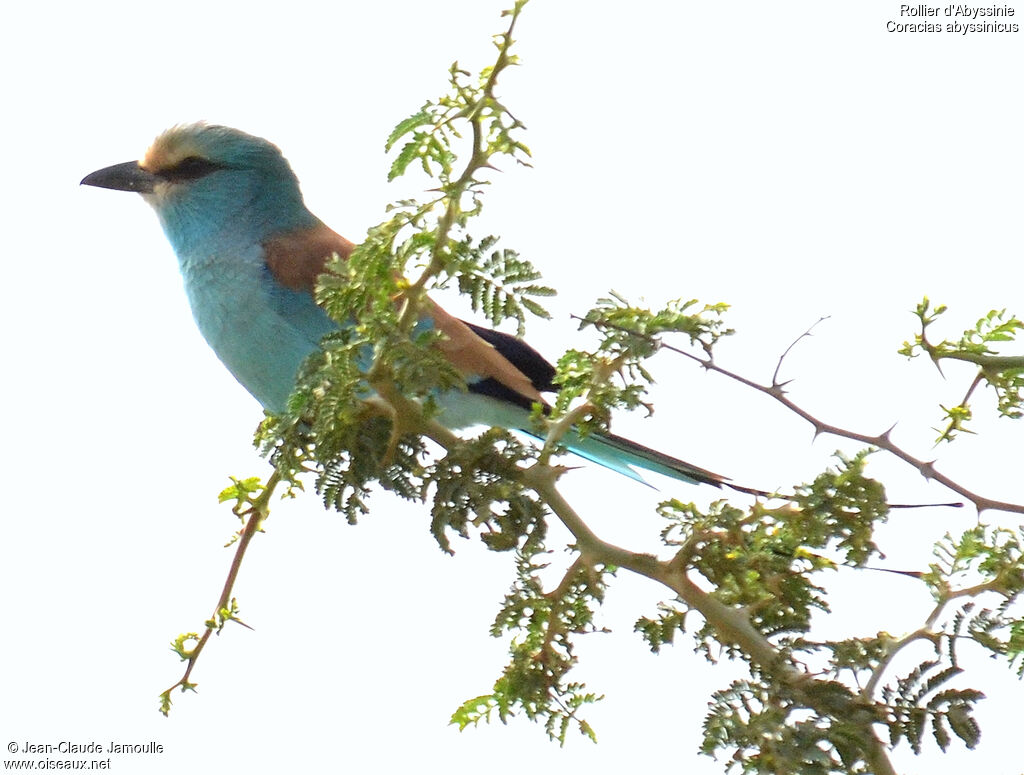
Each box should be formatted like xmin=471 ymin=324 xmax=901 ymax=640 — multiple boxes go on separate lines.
xmin=520 ymin=463 xmax=898 ymax=775
xmin=159 ymin=470 xmax=281 ymax=714
xmin=574 ymin=314 xmax=1023 ymax=516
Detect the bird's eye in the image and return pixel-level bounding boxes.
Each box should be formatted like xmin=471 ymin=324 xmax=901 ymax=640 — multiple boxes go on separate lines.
xmin=161 ymin=156 xmax=224 ymax=182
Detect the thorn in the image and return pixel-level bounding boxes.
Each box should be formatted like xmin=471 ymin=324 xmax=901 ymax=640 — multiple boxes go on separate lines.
xmin=862 ymin=566 xmax=925 ymax=579
xmin=724 ymin=482 xmax=775 ymax=498
xmin=919 ymin=460 xmax=938 ymax=481
xmin=877 ymin=423 xmax=897 ymax=444
xmin=888 ymin=501 xmax=964 ymax=509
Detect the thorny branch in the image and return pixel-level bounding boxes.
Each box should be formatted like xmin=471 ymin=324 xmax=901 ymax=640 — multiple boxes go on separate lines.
xmin=519 ymin=465 xmax=899 ymax=775
xmin=159 ymin=470 xmax=281 ymax=713
xmin=157 ymin=6 xmax=1016 ymax=770
xmin=352 ymin=321 xmax=912 ymax=770
xmin=574 ymin=314 xmax=1023 ymax=516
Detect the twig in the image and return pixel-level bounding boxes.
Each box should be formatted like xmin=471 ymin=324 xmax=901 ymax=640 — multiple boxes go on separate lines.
xmin=397 ymin=5 xmax=524 ymax=334
xmin=772 ymin=316 xmax=830 ymax=387
xmin=159 ymin=470 xmax=281 ymax=712
xmin=862 ymin=577 xmax=1009 ymax=700
xmin=861 ymin=628 xmax=935 ymax=700
xmin=574 ymin=314 xmax=1023 ymax=516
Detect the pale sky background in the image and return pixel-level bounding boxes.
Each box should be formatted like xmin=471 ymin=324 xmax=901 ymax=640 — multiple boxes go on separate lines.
xmin=2 ymin=2 xmax=1022 ymax=773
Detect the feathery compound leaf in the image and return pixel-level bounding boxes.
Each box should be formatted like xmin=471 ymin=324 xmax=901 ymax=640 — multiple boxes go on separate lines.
xmin=947 ymin=701 xmax=982 ymax=749
xmin=386 ymin=109 xmax=432 ymax=150
xmin=902 ymin=300 xmax=1024 ymax=440
xmin=454 ymin=552 xmax=609 ymax=746
xmin=450 ymin=236 xmax=553 ymax=335
xmin=634 ymin=602 xmax=688 ymax=653
xmin=388 ymin=138 xmax=424 ymax=182
xmin=426 ymin=428 xmax=544 ymax=554
xmin=883 ymin=655 xmax=985 ymax=756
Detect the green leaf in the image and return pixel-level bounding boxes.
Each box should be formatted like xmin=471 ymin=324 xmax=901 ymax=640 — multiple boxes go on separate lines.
xmin=385 ymin=109 xmax=431 ymax=151
xmin=388 ymin=138 xmax=423 ymax=182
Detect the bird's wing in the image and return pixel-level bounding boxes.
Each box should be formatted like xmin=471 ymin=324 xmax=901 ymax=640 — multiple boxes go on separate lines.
xmin=456 ymin=321 xmax=557 ymax=409
xmin=423 ymin=301 xmax=547 ymax=405
xmin=262 ymin=223 xmax=548 ymax=407
xmin=263 ymin=222 xmax=356 ymax=289
xmin=262 ymin=224 xmax=725 ymax=487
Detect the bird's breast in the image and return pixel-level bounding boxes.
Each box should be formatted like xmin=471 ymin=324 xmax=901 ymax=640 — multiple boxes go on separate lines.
xmin=177 ymin=244 xmax=334 ymax=412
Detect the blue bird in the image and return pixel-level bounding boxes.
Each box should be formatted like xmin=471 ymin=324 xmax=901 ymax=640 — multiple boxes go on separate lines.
xmin=82 ymin=123 xmax=724 ymax=487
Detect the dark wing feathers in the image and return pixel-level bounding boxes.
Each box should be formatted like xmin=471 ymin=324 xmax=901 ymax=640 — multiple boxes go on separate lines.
xmin=462 ymin=321 xmax=557 ymax=409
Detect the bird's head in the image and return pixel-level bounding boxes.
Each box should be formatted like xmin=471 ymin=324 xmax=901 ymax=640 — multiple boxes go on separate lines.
xmin=82 ymin=123 xmax=318 ymax=254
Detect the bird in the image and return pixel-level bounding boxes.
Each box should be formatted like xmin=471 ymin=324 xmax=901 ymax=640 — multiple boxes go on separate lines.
xmin=81 ymin=123 xmax=725 ymax=487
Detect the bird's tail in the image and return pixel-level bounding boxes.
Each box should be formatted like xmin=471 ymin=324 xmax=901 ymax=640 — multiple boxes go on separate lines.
xmin=547 ymin=429 xmax=727 ymax=488
xmin=533 ymin=429 xmax=967 ymax=509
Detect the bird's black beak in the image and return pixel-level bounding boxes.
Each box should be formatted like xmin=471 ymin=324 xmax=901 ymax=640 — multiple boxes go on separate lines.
xmin=81 ymin=161 xmax=160 ymax=194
